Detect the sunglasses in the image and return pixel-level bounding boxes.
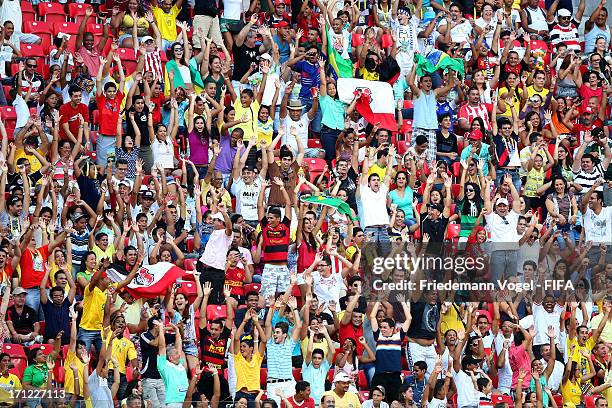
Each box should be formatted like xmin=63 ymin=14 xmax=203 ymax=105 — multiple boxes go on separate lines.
xmin=27 ymin=64 xmax=37 ymax=68
xmin=466 ymin=188 xmax=475 ymax=192
xmin=174 ymin=48 xmax=184 ymax=52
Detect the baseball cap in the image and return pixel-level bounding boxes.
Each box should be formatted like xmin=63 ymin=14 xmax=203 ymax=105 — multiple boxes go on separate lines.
xmin=12 ymin=287 xmax=27 ymax=296
xmin=334 ymin=372 xmax=351 ymax=383
xmin=273 ymin=19 xmax=290 ymax=28
xmin=119 ymin=179 xmax=133 ymax=189
xmin=258 ymin=53 xmax=273 ymax=61
xmin=71 ymin=212 xmax=88 ymax=222
xmin=274 ymin=0 xmax=287 ymax=5
xmin=496 ymin=197 xmax=509 ymax=206
xmin=468 ymin=129 xmax=483 ymax=141
xmin=141 ymin=190 xmax=154 ymax=200
xmin=557 ymin=8 xmax=571 ymax=17
xmin=211 ymin=213 xmax=225 ymax=222
xmin=582 ymin=106 xmax=595 ymax=114
xmin=428 ymin=203 xmax=444 ymax=212
xmin=140 ymin=35 xmax=154 ymax=44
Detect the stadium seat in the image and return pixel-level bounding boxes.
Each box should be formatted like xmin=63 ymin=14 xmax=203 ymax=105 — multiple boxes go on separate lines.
xmin=457 ymin=138 xmax=464 ymax=155
xmin=243 ymin=283 xmax=260 ymax=294
xmin=92 ymin=110 xmax=100 ymax=126
xmin=451 ymin=183 xmax=461 ymax=200
xmin=183 ymin=258 xmax=197 ymax=271
xmin=446 ymin=223 xmax=461 ymax=241
xmin=2 ymin=343 xmax=26 ymax=358
xmin=38 ymin=3 xmax=67 ymax=24
xmin=492 ymin=395 xmax=513 ymax=407
xmin=585 ymin=395 xmax=601 ymax=408
xmin=53 ymin=22 xmax=80 ymax=36
xmin=86 ymin=23 xmax=104 ymax=36
xmin=305 ymin=158 xmax=326 ymax=182
xmin=88 ymin=130 xmax=98 ymax=146
xmin=30 ymin=344 xmax=54 ymax=356
xmin=292 ymin=368 xmax=301 ymax=381
xmin=178 ymin=281 xmax=198 ymax=302
xmin=24 ymin=21 xmax=53 ymax=36
xmin=126 ymin=365 xmax=135 ymax=382
xmin=307 ymin=139 xmax=321 ymax=149
xmin=451 ymin=161 xmax=461 ymax=179
xmin=115 ymin=48 xmax=138 ymax=74
xmin=186 ymin=236 xmax=195 ymax=253
xmin=259 ymin=368 xmax=267 ymax=388
xmin=21 ymin=2 xmax=36 ymax=24
xmin=0 ymin=106 xmax=17 ymax=122
xmin=21 ymin=44 xmax=45 ymax=58
xmin=206 ymin=304 xmax=227 ymax=320
xmin=69 ymin=3 xmax=92 ymax=19
xmin=358 ymin=391 xmax=370 ymax=403
xmin=552 ymin=394 xmax=563 ymax=408
xmin=53 ymin=364 xmax=65 ymax=385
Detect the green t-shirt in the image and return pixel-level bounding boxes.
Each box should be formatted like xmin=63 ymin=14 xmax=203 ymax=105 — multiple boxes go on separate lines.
xmin=157 ymin=356 xmax=189 ymax=404
xmin=22 ymin=364 xmax=48 ymax=388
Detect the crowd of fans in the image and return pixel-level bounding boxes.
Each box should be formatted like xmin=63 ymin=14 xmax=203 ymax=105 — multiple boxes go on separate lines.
xmin=0 ymin=0 xmax=609 ymax=407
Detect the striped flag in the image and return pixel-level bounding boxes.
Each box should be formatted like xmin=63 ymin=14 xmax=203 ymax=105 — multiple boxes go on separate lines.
xmin=337 ymin=78 xmax=397 ymax=131
xmin=107 ymin=262 xmax=187 ymax=298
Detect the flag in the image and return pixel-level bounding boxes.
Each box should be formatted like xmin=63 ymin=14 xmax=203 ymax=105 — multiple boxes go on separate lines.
xmin=337 ymin=78 xmax=397 ymax=131
xmin=414 ymin=50 xmax=465 ymax=78
xmin=106 ymin=262 xmax=187 ymax=299
xmin=326 ymin=27 xmax=354 ymax=78
xmin=300 ymin=195 xmax=357 ymax=221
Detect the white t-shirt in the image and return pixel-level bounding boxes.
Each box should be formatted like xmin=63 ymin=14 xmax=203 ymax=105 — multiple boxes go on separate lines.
xmin=390 ymin=15 xmax=420 ymax=54
xmin=439 ymin=19 xmax=473 ymax=44
xmin=311 ymin=271 xmax=345 ymax=307
xmin=541 ymin=359 xmax=564 ymax=392
xmin=582 ymin=206 xmax=612 ymax=244
xmin=13 ymin=94 xmax=29 ymax=128
xmin=151 ymin=138 xmax=175 ymax=169
xmin=0 ymin=0 xmax=22 ymax=32
xmin=359 ymin=183 xmax=390 ymax=228
xmin=524 ymin=6 xmax=549 ymax=32
xmin=494 ymin=332 xmax=514 ymax=393
xmin=484 ymin=210 xmax=520 ymax=246
xmin=532 ymin=302 xmax=564 ymax=346
xmin=451 ymin=367 xmax=479 ymax=407
xmin=231 ymin=175 xmax=263 ymax=222
xmin=428 ymin=397 xmax=447 ymax=408
xmin=222 ymin=0 xmax=242 ymax=20
xmin=280 ymin=114 xmax=309 ymax=155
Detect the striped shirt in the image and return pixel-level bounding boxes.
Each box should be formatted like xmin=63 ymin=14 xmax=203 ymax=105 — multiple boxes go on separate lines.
xmin=373 ymin=328 xmax=406 ymax=374
xmin=573 ymin=163 xmax=607 ymax=193
xmin=143 ymin=49 xmax=163 ymax=82
xmin=550 ymin=22 xmax=580 ymax=52
xmin=70 ymin=226 xmax=92 ymax=266
xmin=266 ymin=337 xmax=297 ymax=380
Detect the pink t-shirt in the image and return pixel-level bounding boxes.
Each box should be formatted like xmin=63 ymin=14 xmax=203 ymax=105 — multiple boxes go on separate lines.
xmin=188 ymin=130 xmax=210 ymax=165
xmin=78 ymin=46 xmax=101 ymax=78
xmin=509 ymin=343 xmax=532 ymax=388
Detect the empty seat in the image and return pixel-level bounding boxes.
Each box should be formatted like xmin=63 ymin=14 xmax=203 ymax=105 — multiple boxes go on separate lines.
xmin=53 ymin=22 xmax=80 ymax=36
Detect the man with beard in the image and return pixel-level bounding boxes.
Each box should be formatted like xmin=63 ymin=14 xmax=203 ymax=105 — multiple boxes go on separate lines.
xmin=546 ymin=0 xmax=586 ymax=53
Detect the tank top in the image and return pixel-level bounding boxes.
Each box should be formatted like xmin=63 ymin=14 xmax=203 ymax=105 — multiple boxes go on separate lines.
xmin=585 ymin=25 xmax=611 ymax=54
xmin=413 ymin=90 xmax=438 ymax=129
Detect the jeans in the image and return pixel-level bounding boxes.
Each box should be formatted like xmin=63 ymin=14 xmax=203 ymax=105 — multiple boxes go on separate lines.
xmin=25 ymin=287 xmax=44 ymax=321
xmin=495 ymin=168 xmax=522 ymax=193
xmin=320 ymin=126 xmax=341 ymax=164
xmin=77 ymin=328 xmax=103 ymax=354
xmin=96 ymin=135 xmax=115 ymax=166
xmin=490 ymin=250 xmax=518 ymax=282
xmin=364 ymin=225 xmax=391 ymax=257
xmin=142 ymin=378 xmax=166 ymax=408
xmin=107 ymin=370 xmax=128 ymax=401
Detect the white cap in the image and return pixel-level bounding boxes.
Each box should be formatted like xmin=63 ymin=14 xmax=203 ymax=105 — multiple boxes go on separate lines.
xmin=496 ymin=197 xmax=509 ymax=206
xmin=557 ymin=8 xmax=571 ymax=17
xmin=259 ymin=53 xmax=273 ymax=61
xmin=334 ymin=372 xmax=351 ymax=383
xmin=140 ymin=35 xmax=154 ymax=44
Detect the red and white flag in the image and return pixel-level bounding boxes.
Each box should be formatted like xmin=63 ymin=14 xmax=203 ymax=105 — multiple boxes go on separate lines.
xmin=337 ymin=78 xmax=398 ymax=131
xmin=107 ymin=262 xmax=187 ymax=298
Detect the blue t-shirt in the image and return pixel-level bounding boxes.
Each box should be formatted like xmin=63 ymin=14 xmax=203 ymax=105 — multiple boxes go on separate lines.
xmin=41 ymin=298 xmax=71 ymax=343
xmin=294 ymin=60 xmax=321 ymax=100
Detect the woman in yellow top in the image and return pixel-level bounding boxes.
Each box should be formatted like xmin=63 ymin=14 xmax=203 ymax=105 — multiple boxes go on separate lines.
xmin=561 ymin=348 xmax=599 ymax=405
xmin=111 ymin=0 xmax=150 ymax=48
xmin=255 ymin=80 xmax=281 ymax=147
xmin=76 ymin=252 xmax=98 ymax=293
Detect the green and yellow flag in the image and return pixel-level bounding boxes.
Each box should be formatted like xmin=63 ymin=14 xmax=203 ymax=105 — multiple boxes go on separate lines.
xmin=300 ymin=195 xmax=357 ymax=221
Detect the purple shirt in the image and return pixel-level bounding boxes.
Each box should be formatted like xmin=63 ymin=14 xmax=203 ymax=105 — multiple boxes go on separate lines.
xmin=214 ymin=133 xmax=245 ymax=173
xmin=188 ymin=130 xmax=210 ymax=165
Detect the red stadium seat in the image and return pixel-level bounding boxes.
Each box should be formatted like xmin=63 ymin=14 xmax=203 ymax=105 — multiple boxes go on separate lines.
xmin=552 ymin=394 xmax=563 ymax=408
xmin=21 ymin=44 xmax=45 ymax=58
xmin=206 ymin=304 xmax=227 ymax=320
xmin=21 ymin=2 xmax=36 ymax=24
xmin=38 ymin=3 xmax=67 ymax=25
xmin=307 ymin=139 xmax=321 ymax=149
xmin=24 ymin=21 xmax=53 ymax=36
xmin=53 ymin=22 xmax=80 ymax=36
xmin=53 ymin=364 xmax=65 ymax=384
xmin=305 ymin=158 xmax=326 ymax=182
xmin=243 ymin=283 xmax=260 ymax=294
xmin=126 ymin=365 xmax=136 ymax=382
xmin=30 ymin=344 xmax=54 ymax=356
xmin=178 ymin=281 xmax=197 ymax=302
xmin=86 ymin=23 xmax=104 ymax=36
xmin=183 ymin=258 xmax=197 ymax=271
xmin=0 ymin=106 xmax=17 ymax=122
xmin=451 ymin=183 xmax=461 ymax=200
xmin=492 ymin=395 xmax=513 ymax=407
xmin=186 ymin=236 xmax=195 ymax=253
xmin=358 ymin=391 xmax=370 ymax=403
xmin=38 ymin=35 xmax=52 ymax=55
xmin=116 ymin=47 xmax=137 ymax=62
xmin=451 ymin=161 xmax=461 ymax=179
xmin=259 ymin=368 xmax=267 ymax=388
xmin=92 ymin=110 xmax=100 ymax=126
xmin=446 ymin=223 xmax=461 ymax=241
xmin=292 ymin=368 xmax=301 ymax=381
xmin=88 ymin=130 xmax=98 ymax=146
xmin=585 ymin=395 xmax=601 ymax=408
xmin=2 ymin=343 xmax=26 ymax=358
xmin=69 ymin=3 xmax=93 ymax=19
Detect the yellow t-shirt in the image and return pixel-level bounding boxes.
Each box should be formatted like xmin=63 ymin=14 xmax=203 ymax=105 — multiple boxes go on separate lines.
xmin=233 ymin=352 xmax=264 ymax=392
xmin=80 ymin=285 xmax=108 ymax=331
xmin=233 ymin=99 xmax=260 ymax=142
xmin=200 ymin=180 xmax=232 ymax=208
xmin=440 ymin=304 xmax=466 ymax=334
xmin=49 ymin=264 xmax=72 ymax=294
xmin=0 ymin=372 xmax=22 ymax=404
xmin=120 ymin=15 xmax=150 ymax=36
xmin=561 ymin=379 xmax=582 ymax=405
xmin=498 ymin=87 xmax=522 ymax=117
xmin=14 ymin=149 xmax=43 ymax=172
xmin=300 ymin=337 xmax=330 ymax=360
xmin=323 ymin=390 xmax=362 ymax=408
xmin=256 ymin=118 xmax=273 ymax=147
xmin=152 ymin=5 xmax=181 ymax=41
xmin=523 ymin=167 xmax=545 ymax=198
xmin=367 ymin=162 xmax=386 ymax=180
xmin=92 ymin=243 xmax=116 ymax=262
xmin=590 ymin=313 xmax=612 ymax=344
xmin=526 ymin=85 xmax=549 ymax=101
xmin=64 ymin=349 xmax=85 ymax=397
xmin=567 ymin=337 xmax=596 ymax=375
xmin=106 ymin=336 xmax=138 ymax=375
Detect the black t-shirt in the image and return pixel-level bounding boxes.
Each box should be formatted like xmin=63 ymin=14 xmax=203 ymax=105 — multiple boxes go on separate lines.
xmin=76 ymin=173 xmax=104 ymax=212
xmin=199 ymin=326 xmax=231 ymax=369
xmin=436 ymin=130 xmax=458 ymax=155
xmin=232 ymin=44 xmax=260 ymax=82
xmin=407 ymin=302 xmax=441 ymax=340
xmin=7 ymin=170 xmax=42 ymax=192
xmin=339 ymin=167 xmax=358 ymax=212
xmin=126 ymin=106 xmax=151 ymax=146
xmin=7 ymin=305 xmax=38 ymax=335
xmin=41 ymin=298 xmax=70 ymax=343
xmin=140 ymin=331 xmax=175 ymax=379
xmin=194 ymin=0 xmax=221 ymax=17
xmin=339 ymin=295 xmax=367 ymax=314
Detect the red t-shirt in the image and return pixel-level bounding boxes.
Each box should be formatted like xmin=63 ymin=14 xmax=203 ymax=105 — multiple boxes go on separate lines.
xmin=572 ymin=120 xmax=602 ymax=147
xmin=96 ymin=91 xmax=125 ymax=136
xmin=20 ymin=245 xmax=50 ymax=289
xmin=59 ymin=102 xmax=89 ymax=141
xmin=225 ymin=266 xmax=246 ymax=296
xmin=283 ymin=396 xmax=315 ymax=408
xmin=339 ymin=321 xmax=364 ymax=356
xmin=150 ymin=93 xmax=165 ymax=124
